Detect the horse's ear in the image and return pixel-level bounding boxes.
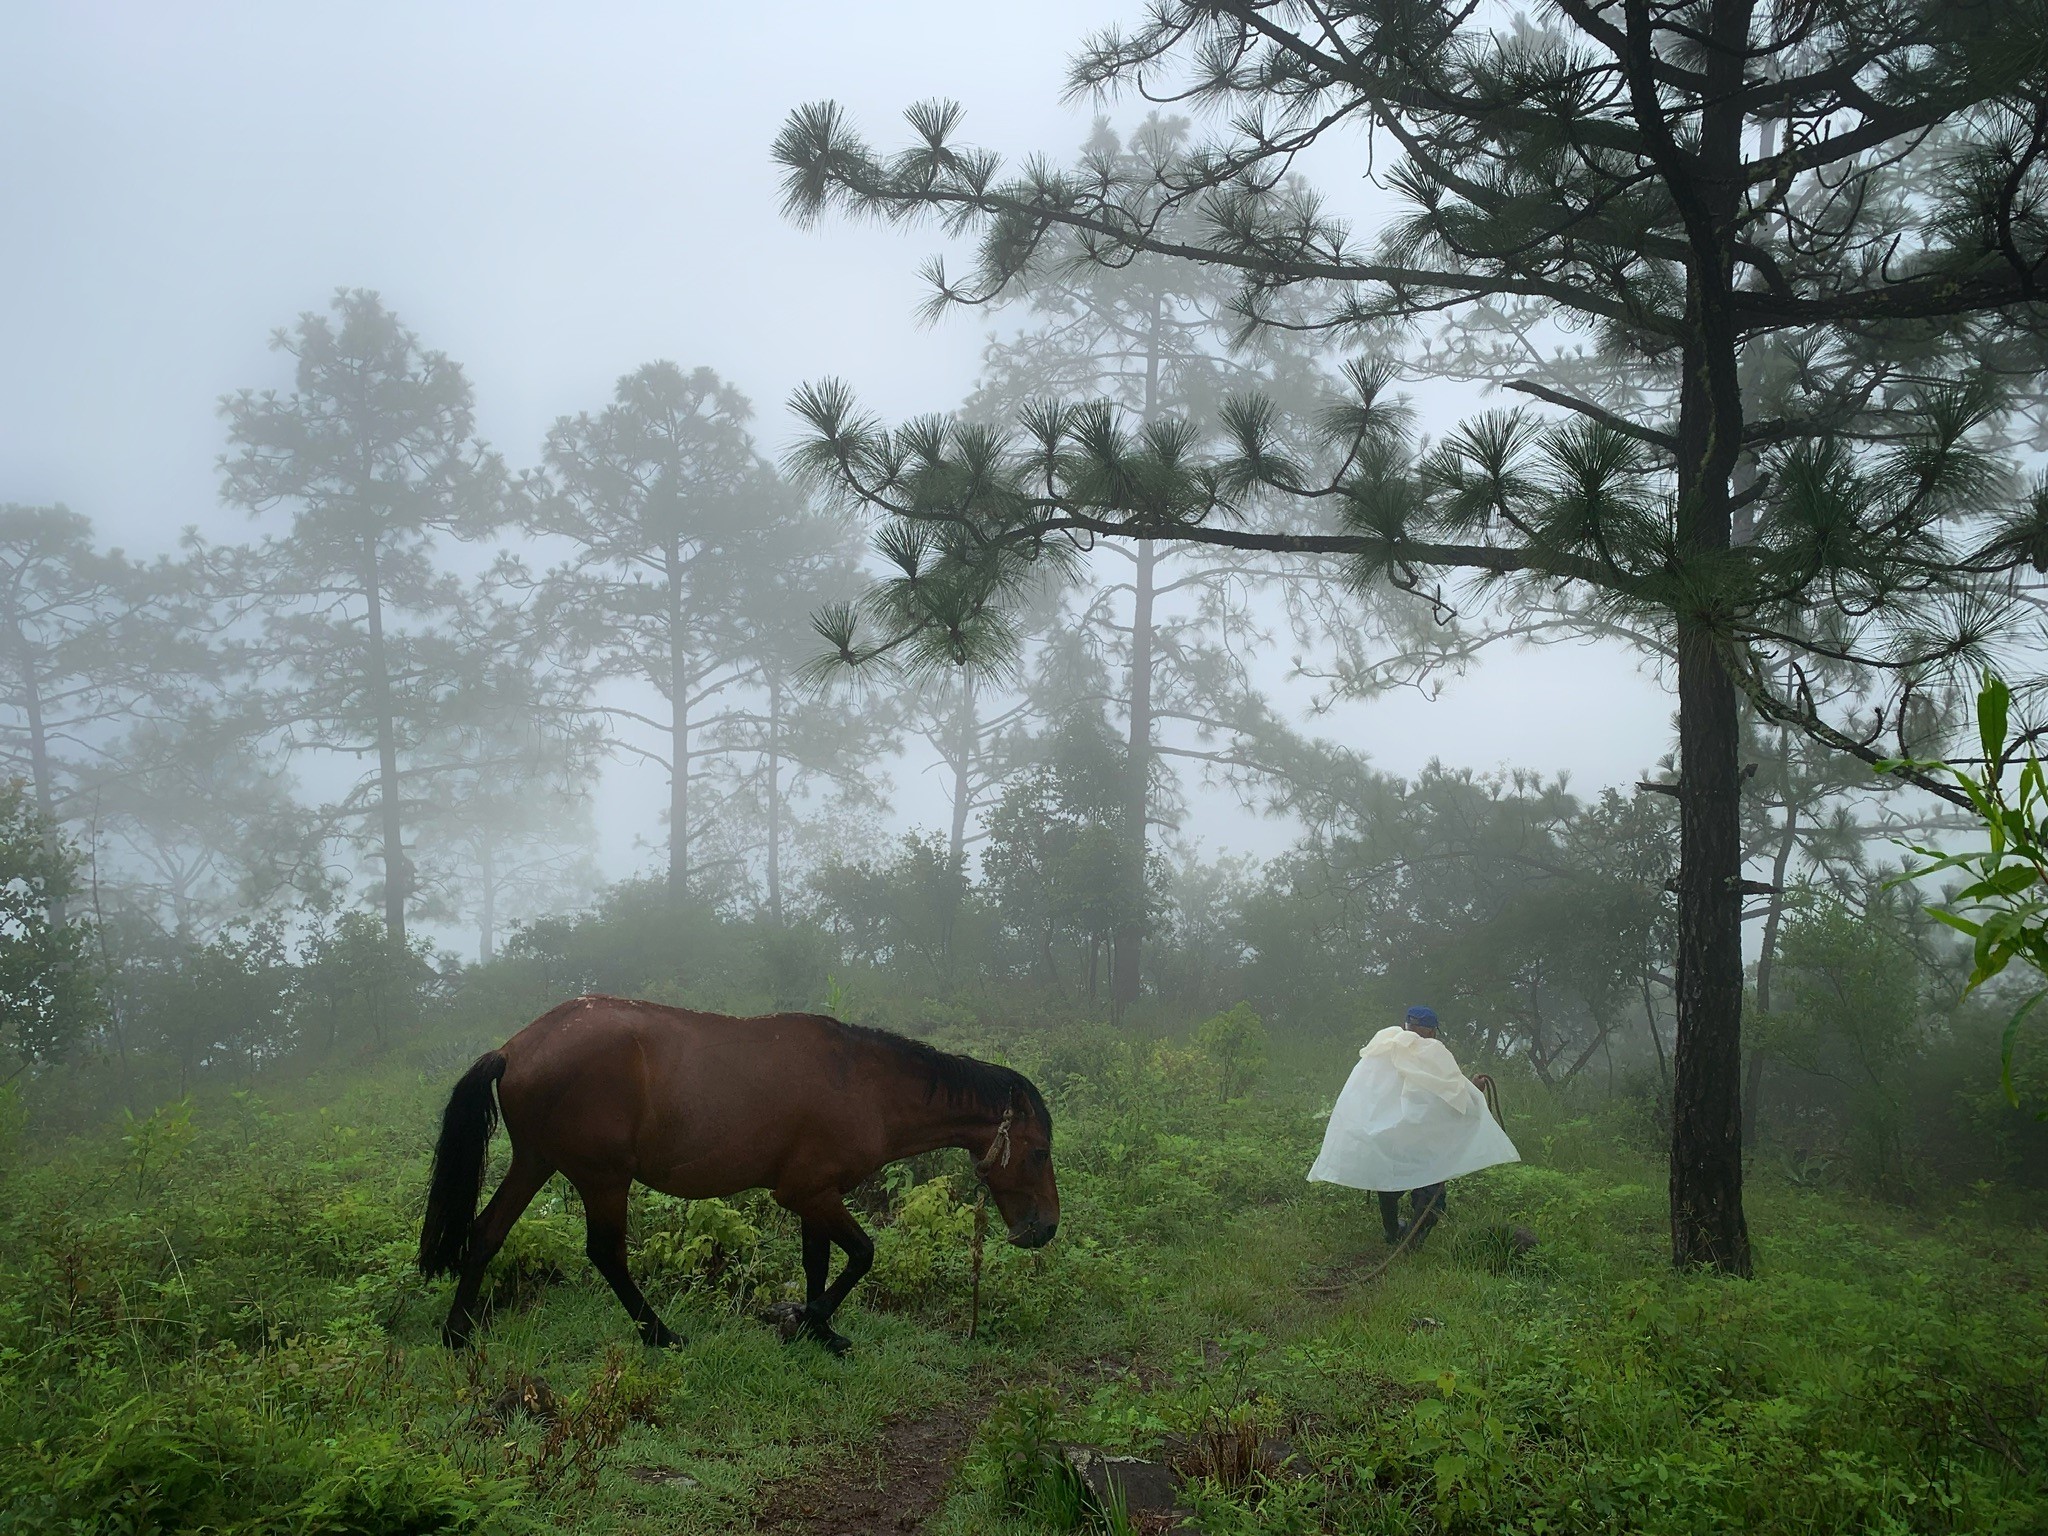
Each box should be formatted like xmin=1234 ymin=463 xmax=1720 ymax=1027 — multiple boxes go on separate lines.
xmin=1010 ymin=1081 xmax=1041 ymax=1129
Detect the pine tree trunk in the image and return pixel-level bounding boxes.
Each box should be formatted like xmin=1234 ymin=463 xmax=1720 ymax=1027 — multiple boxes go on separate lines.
xmin=1672 ymin=619 xmax=1749 ymax=1273
xmin=1742 ymin=765 xmax=1798 ymax=1148
xmin=666 ymin=541 xmax=690 ymax=899
xmin=1113 ymin=538 xmax=1154 ymax=1015
xmin=948 ymin=677 xmax=975 ymax=869
xmin=478 ymin=831 xmax=496 ymax=964
xmin=1653 ymin=0 xmax=1756 ymax=1277
xmin=360 ymin=538 xmax=407 ymax=945
xmin=12 ymin=634 xmax=67 ymax=926
xmin=766 ymin=673 xmax=784 ymax=925
xmin=1112 ymin=289 xmax=1165 ymax=1017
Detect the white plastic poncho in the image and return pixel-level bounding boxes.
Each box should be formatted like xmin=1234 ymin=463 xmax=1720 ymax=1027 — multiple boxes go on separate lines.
xmin=1307 ymin=1026 xmax=1520 ymax=1192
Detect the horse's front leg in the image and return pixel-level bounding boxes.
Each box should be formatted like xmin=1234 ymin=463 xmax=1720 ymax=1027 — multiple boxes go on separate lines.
xmin=800 ymin=1219 xmax=832 ymax=1309
xmin=783 ymin=1196 xmax=872 ymax=1355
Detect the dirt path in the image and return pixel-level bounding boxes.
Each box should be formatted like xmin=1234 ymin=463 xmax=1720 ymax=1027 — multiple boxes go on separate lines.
xmin=753 ymin=1397 xmax=990 ymax=1535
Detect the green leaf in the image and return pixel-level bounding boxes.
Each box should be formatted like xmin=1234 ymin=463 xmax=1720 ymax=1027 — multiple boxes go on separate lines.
xmin=1979 ymin=671 xmax=2011 ymax=770
xmin=1956 ymin=864 xmax=2042 ymax=900
xmin=1927 ymin=908 xmax=1985 ymax=941
xmin=1999 ymin=988 xmax=2046 ymax=1110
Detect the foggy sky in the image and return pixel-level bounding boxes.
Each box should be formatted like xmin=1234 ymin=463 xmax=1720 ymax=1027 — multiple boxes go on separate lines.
xmin=3 ymin=2 xmax=1671 ymax=878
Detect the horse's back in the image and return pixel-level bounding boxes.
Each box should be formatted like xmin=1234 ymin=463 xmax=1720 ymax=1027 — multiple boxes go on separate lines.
xmin=494 ymin=997 xmax=872 ymax=1196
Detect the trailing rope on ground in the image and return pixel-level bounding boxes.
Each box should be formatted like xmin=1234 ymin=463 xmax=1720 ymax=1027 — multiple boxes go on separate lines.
xmin=1303 ymin=1184 xmax=1446 ymax=1295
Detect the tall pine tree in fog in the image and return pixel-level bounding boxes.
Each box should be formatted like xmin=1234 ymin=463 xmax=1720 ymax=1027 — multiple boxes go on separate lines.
xmin=409 ymin=630 xmax=603 ymax=961
xmin=781 ymin=2 xmax=2048 ymax=1273
xmin=91 ymin=702 xmax=329 ymax=934
xmin=962 ymin=114 xmax=1338 ymax=1014
xmin=528 ymin=363 xmax=821 ymax=899
xmin=220 ymin=289 xmax=507 ymax=945
xmin=702 ymin=501 xmax=897 ymax=924
xmin=0 ymin=505 xmax=210 ymax=920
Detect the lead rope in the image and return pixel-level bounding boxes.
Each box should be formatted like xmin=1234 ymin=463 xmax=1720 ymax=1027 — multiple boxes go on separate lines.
xmin=968 ymin=1108 xmax=1014 ymax=1342
xmin=1471 ymin=1072 xmax=1503 ymax=1127
xmin=969 ymin=1188 xmax=987 ymax=1340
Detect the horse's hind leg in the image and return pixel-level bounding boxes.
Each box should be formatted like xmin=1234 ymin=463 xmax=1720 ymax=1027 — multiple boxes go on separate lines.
xmin=443 ymin=1146 xmax=552 ymax=1348
xmin=578 ymin=1177 xmax=684 ymax=1348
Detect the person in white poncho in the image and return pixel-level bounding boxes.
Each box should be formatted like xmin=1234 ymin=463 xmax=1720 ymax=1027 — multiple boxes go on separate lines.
xmin=1308 ymin=1006 xmax=1520 ymax=1248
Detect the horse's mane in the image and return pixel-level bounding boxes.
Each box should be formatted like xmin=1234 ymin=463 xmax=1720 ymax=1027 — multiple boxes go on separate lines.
xmin=825 ymin=1017 xmax=1050 ymax=1130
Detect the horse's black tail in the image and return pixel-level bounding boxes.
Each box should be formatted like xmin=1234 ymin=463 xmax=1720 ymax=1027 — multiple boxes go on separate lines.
xmin=418 ymin=1050 xmax=507 ymax=1277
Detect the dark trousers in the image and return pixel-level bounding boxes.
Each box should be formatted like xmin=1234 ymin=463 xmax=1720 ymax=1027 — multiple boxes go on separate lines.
xmin=1379 ymin=1184 xmax=1446 ymax=1245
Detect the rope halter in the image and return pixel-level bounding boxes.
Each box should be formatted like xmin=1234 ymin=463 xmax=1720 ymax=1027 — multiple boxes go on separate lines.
xmin=975 ymin=1106 xmax=1016 ymax=1180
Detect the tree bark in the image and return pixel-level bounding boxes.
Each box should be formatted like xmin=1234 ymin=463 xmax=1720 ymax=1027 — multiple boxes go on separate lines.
xmin=360 ymin=536 xmax=408 ymax=945
xmin=1661 ymin=0 xmax=1756 ymax=1277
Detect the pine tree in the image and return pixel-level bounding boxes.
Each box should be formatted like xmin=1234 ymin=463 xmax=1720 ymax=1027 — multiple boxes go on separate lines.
xmin=527 ymin=362 xmax=835 ymax=900
xmin=962 ymin=114 xmax=1343 ymax=1013
xmin=778 ymin=3 xmax=2048 ymax=1272
xmin=219 ymin=288 xmax=507 ymax=944
xmin=0 ymin=505 xmax=212 ymax=921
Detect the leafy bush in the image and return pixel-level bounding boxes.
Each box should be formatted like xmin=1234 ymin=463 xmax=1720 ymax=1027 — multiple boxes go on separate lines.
xmin=1194 ymin=1003 xmax=1269 ymax=1100
xmin=634 ymin=1192 xmax=779 ymax=1309
xmin=865 ymin=1175 xmax=977 ymax=1311
xmin=963 ymin=1385 xmax=1084 ymax=1525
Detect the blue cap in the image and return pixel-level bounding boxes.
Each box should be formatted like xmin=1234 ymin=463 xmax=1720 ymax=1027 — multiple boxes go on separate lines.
xmin=1404 ymin=1006 xmax=1439 ymax=1030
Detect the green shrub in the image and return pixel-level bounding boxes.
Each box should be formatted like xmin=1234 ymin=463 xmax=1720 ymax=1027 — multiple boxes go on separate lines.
xmin=866 ymin=1175 xmax=976 ymax=1311
xmin=1194 ymin=1003 xmax=1269 ymax=1101
xmin=635 ymin=1192 xmax=779 ymax=1309
xmin=963 ymin=1385 xmax=1083 ymax=1525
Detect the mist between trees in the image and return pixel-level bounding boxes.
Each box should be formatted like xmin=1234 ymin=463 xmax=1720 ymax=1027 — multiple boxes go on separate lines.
xmin=6 ymin=6 xmax=2048 ymax=1275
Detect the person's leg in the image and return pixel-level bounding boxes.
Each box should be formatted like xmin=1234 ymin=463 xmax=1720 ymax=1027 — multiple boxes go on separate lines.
xmin=1409 ymin=1183 xmax=1446 ymax=1247
xmin=1378 ymin=1190 xmax=1404 ymax=1244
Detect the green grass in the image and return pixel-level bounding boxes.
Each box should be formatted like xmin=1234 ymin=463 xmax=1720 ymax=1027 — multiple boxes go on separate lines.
xmin=1 ymin=1025 xmax=2043 ymax=1535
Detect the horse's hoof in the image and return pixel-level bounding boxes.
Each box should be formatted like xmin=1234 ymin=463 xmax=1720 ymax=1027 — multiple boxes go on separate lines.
xmin=645 ymin=1328 xmax=687 ymax=1350
xmin=788 ymin=1318 xmax=851 ymax=1355
xmin=441 ymin=1326 xmax=473 ymax=1351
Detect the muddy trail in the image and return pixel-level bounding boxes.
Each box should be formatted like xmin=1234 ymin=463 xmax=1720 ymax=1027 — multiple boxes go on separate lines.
xmin=753 ymin=1396 xmax=992 ymax=1535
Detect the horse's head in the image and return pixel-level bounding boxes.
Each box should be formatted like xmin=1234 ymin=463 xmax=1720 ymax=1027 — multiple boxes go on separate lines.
xmin=976 ymin=1079 xmax=1058 ymax=1249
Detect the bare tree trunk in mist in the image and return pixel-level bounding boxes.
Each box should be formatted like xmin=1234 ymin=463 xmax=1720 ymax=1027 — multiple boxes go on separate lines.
xmin=948 ymin=676 xmax=975 ymax=869
xmin=766 ymin=673 xmax=783 ymax=925
xmin=1112 ymin=289 xmax=1165 ymax=1020
xmin=1642 ymin=975 xmax=1671 ymax=1090
xmin=361 ymin=537 xmax=408 ymax=945
xmin=666 ymin=541 xmax=690 ymax=899
xmin=1113 ymin=538 xmax=1154 ymax=1020
xmin=478 ymin=830 xmax=496 ymax=963
xmin=1743 ymin=768 xmax=1799 ymax=1148
xmin=11 ymin=631 xmax=66 ymax=926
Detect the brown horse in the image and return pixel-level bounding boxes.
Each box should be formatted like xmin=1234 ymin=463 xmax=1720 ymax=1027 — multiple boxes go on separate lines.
xmin=417 ymin=995 xmax=1058 ymax=1353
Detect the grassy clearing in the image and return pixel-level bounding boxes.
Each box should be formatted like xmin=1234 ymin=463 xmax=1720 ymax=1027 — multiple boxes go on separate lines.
xmin=1 ymin=1016 xmax=2042 ymax=1535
